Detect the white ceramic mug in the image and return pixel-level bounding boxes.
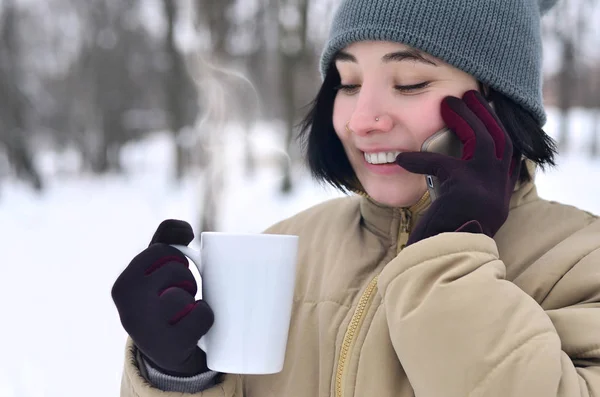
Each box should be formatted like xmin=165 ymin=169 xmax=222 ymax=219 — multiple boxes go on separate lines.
xmin=171 ymin=232 xmax=299 ymax=374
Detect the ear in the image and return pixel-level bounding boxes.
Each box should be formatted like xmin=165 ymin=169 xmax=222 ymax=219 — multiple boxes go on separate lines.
xmin=477 ymin=81 xmax=491 ymax=99
xmin=476 ymin=82 xmax=495 ymax=110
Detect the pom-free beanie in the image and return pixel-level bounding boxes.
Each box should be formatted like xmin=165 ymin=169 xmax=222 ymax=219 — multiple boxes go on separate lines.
xmin=320 ymin=0 xmax=559 ymax=126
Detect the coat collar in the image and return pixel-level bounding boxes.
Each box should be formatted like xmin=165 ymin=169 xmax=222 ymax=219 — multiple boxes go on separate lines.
xmin=358 ymin=159 xmax=540 ymax=242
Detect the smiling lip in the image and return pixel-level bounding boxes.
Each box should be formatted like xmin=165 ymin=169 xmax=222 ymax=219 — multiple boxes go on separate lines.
xmin=360 ymin=151 xmax=408 ymax=175
xmin=359 ymin=147 xmax=411 ymax=153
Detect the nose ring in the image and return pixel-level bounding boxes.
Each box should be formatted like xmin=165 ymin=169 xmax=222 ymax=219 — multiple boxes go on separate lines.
xmin=345 ymin=122 xmax=352 ymax=133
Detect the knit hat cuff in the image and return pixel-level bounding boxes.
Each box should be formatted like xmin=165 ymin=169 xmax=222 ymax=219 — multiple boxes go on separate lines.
xmin=320 ymin=28 xmax=546 ymax=125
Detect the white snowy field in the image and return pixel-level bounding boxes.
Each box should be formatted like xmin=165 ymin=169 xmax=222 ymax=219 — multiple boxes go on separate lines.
xmin=0 ymin=108 xmax=599 ymax=396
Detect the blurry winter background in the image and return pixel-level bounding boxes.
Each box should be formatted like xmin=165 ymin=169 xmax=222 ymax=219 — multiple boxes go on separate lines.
xmin=0 ymin=0 xmax=598 ymax=395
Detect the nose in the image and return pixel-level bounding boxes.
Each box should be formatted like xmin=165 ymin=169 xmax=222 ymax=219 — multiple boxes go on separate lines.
xmin=347 ymin=90 xmax=393 ymax=136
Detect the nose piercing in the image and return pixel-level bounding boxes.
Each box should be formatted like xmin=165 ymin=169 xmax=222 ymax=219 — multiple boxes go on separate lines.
xmin=375 ymin=117 xmax=380 ymax=122
xmin=345 ymin=122 xmax=352 ymax=133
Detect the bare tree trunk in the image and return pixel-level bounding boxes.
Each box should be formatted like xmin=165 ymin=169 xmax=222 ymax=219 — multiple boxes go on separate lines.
xmin=0 ymin=0 xmax=43 ymax=191
xmin=546 ymin=0 xmax=597 ymax=153
xmin=584 ymin=53 xmax=600 ymax=158
xmin=591 ymin=109 xmax=600 ymax=158
xmin=557 ymin=108 xmax=570 ymax=152
xmin=278 ymin=0 xmax=310 ymax=194
xmin=280 ymin=53 xmax=295 ymax=193
xmin=243 ymin=117 xmax=256 ymax=177
xmin=556 ymin=40 xmax=576 ymax=152
xmin=163 ymin=0 xmax=188 ymax=181
xmin=90 ymin=113 xmax=124 ymax=173
xmin=241 ymin=1 xmax=274 ymax=179
xmin=4 ymin=130 xmax=43 ymax=191
xmin=200 ymin=177 xmax=218 ymax=232
xmin=91 ymin=140 xmax=109 ymax=173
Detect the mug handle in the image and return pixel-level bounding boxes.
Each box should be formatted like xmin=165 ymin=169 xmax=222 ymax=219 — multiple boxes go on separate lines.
xmin=170 ymin=244 xmax=208 ymax=353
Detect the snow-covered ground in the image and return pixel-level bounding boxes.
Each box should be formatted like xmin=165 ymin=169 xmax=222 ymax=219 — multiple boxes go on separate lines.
xmin=0 ymin=108 xmax=598 ymax=396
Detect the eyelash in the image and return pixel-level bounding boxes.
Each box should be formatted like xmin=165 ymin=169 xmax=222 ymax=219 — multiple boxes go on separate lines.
xmin=334 ymin=82 xmax=430 ymax=95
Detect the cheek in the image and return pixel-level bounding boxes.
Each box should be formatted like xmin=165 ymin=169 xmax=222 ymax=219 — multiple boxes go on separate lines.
xmin=401 ymin=99 xmax=446 ymax=145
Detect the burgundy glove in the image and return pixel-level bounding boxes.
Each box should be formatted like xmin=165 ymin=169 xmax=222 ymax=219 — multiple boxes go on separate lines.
xmin=111 ymin=220 xmax=214 ymax=376
xmin=395 ymin=90 xmax=521 ymax=246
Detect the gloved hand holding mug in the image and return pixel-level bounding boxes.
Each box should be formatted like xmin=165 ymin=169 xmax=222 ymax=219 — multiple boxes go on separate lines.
xmin=112 ymin=220 xmax=214 ymax=377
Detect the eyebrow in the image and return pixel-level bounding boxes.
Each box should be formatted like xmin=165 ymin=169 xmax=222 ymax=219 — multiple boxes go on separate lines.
xmin=334 ymin=49 xmax=437 ymax=66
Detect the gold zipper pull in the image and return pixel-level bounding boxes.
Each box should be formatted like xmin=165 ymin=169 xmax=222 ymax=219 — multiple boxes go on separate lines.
xmin=397 ymin=209 xmax=412 ymax=253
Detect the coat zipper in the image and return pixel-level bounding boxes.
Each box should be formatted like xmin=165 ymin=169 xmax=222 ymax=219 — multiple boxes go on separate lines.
xmin=334 ymin=275 xmax=379 ymax=397
xmin=396 ymin=209 xmax=412 ymax=254
xmin=334 ymin=191 xmax=429 ymax=397
xmin=334 ymin=209 xmax=414 ymax=397
xmin=397 ymin=190 xmax=429 ymax=254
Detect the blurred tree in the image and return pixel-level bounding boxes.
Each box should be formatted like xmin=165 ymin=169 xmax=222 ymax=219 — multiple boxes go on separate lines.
xmin=584 ymin=2 xmax=600 ymax=158
xmin=274 ymin=0 xmax=315 ymax=193
xmin=80 ymin=0 xmax=160 ymax=173
xmin=0 ymin=0 xmax=43 ymax=191
xmin=543 ymin=0 xmax=597 ymax=152
xmin=589 ymin=64 xmax=600 ymax=157
xmin=45 ymin=0 xmax=190 ymax=175
xmin=162 ymin=0 xmax=200 ymax=181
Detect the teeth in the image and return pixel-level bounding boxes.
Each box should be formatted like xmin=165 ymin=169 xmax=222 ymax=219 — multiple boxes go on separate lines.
xmin=364 ymin=151 xmax=402 ymax=165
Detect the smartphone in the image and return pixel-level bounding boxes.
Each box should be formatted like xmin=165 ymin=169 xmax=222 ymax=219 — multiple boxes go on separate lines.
xmin=420 ymin=127 xmax=462 ymax=201
xmin=420 ymin=95 xmax=494 ymax=201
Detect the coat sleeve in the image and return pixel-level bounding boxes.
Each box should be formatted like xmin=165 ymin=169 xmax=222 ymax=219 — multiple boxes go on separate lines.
xmin=377 ymin=231 xmax=600 ymax=397
xmin=119 ymin=338 xmax=243 ymax=397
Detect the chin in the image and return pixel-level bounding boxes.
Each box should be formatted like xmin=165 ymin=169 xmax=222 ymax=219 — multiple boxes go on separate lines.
xmin=361 ymin=176 xmax=427 ymax=208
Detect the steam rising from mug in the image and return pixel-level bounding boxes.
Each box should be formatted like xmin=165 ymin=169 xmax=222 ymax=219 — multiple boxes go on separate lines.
xmin=189 ymin=52 xmax=260 ymax=138
xmin=187 ymin=52 xmax=294 ymax=219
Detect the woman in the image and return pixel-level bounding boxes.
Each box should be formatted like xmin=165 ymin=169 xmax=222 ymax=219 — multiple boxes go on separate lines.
xmin=112 ymin=0 xmax=600 ymax=396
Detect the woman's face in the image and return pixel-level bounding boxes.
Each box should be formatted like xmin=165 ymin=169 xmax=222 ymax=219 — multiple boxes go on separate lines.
xmin=333 ymin=41 xmax=479 ymax=207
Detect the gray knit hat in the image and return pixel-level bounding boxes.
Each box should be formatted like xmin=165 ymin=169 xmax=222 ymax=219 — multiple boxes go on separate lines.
xmin=320 ymin=0 xmax=559 ymax=126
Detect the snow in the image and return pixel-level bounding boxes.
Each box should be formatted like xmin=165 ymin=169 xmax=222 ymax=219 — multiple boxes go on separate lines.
xmin=0 ymin=109 xmax=598 ymax=396
xmin=535 ymin=107 xmax=600 ymax=213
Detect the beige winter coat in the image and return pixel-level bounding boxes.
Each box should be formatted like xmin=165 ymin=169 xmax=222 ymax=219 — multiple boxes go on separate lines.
xmin=120 ymin=175 xmax=600 ymax=397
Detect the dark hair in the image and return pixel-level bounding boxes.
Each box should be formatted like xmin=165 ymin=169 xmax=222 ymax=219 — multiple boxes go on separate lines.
xmin=298 ymin=64 xmax=557 ymax=193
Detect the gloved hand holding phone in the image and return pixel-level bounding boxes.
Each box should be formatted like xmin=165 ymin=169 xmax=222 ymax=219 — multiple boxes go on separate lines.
xmin=395 ymin=90 xmax=521 ymax=245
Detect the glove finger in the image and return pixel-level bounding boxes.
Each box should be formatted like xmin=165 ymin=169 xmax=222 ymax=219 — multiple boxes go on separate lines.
xmin=158 ymin=287 xmax=197 ymax=325
xmin=462 ymin=90 xmax=512 ymax=161
xmin=112 ymin=245 xmax=187 ymax=301
xmin=159 ymin=289 xmax=214 ymax=342
xmin=150 ymin=219 xmax=194 ymax=247
xmin=395 ymin=151 xmax=458 ymax=178
xmin=176 ymin=300 xmax=215 ymax=343
xmin=117 ymin=244 xmax=188 ymax=282
xmin=442 ymin=95 xmax=495 ymax=160
xmin=151 ymin=261 xmax=198 ymax=297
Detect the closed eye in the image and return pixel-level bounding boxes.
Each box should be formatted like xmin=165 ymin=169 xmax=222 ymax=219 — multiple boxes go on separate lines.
xmin=395 ymin=82 xmax=430 ymax=93
xmin=334 ymin=84 xmax=360 ymax=95
xmin=335 ymin=82 xmax=430 ymax=96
